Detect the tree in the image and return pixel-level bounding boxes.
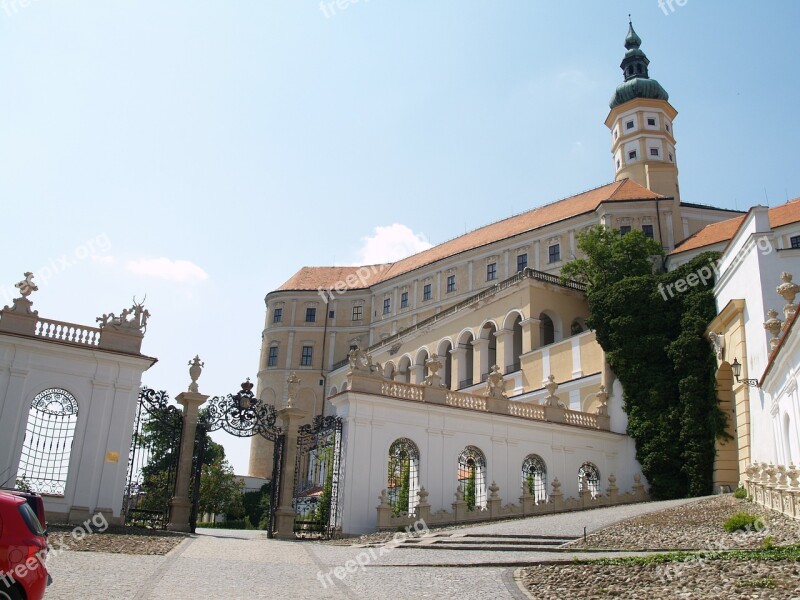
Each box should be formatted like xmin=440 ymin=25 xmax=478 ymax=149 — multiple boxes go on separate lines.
xmin=242 ymin=483 xmax=272 ymax=529
xmin=199 ymin=456 xmax=245 ymax=518
xmin=464 ymin=463 xmax=477 ymax=510
xmin=562 ymin=227 xmax=728 ymax=499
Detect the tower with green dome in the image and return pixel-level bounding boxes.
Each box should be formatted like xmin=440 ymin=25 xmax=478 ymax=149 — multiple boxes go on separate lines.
xmin=605 ymin=20 xmax=682 ymax=237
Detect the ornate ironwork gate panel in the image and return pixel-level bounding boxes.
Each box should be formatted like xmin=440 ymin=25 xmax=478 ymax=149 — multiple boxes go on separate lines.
xmin=123 ymin=389 xmax=183 ymax=529
xmin=204 ymin=380 xmax=284 ymax=538
xmin=293 ymin=416 xmax=343 ymax=539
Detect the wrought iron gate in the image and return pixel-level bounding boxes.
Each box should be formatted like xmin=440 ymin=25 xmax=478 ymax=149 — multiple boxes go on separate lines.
xmin=293 ymin=416 xmax=343 ymax=538
xmin=123 ymin=388 xmax=183 ymax=528
xmin=204 ymin=380 xmax=284 ymax=538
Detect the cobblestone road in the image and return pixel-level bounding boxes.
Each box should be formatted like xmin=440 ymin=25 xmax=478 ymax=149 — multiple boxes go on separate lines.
xmin=43 ymin=498 xmax=700 ymax=599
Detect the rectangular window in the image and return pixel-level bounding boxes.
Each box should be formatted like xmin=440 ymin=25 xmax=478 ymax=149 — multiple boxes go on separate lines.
xmin=628 ymin=150 xmax=637 ymax=160
xmin=486 ymin=263 xmax=497 ymax=281
xmin=267 ymin=347 xmax=278 ymax=368
xmin=329 ymin=310 xmax=335 ymax=319
xmin=517 ymin=253 xmax=528 ymax=272
xmin=548 ymin=244 xmax=560 ymax=264
xmin=383 ymin=298 xmax=391 ymax=314
xmin=446 ymin=274 xmax=456 ymax=293
xmin=352 ymin=305 xmax=363 ymax=321
xmin=273 ymin=308 xmax=282 ymax=323
xmin=626 ymin=120 xmax=634 ymax=129
xmin=790 ymin=235 xmax=800 ymax=249
xmin=650 ymin=148 xmax=659 ymax=157
xmin=620 ymin=225 xmax=631 ymax=235
xmin=423 ymin=283 xmax=432 ymax=301
xmin=400 ymin=291 xmax=408 ymax=308
xmin=305 ymin=308 xmax=316 ymax=323
xmin=647 ymin=117 xmax=656 ymax=126
xmin=301 ymin=346 xmax=313 ymax=367
xmin=669 ymin=153 xmax=674 ymax=162
xmin=642 ymin=224 xmax=655 ymax=239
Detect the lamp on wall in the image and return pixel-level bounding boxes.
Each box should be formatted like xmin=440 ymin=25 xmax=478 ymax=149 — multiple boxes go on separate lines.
xmin=731 ymin=358 xmax=759 ymax=388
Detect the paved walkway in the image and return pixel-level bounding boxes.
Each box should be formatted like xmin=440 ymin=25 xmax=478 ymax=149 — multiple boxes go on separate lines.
xmin=44 ymin=497 xmax=700 ymax=599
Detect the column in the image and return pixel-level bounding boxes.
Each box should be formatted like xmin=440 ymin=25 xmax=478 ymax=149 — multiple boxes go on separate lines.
xmin=411 ymin=364 xmax=425 ymax=385
xmin=273 ymin=405 xmax=309 ymax=539
xmin=533 ymin=241 xmax=541 ymax=270
xmin=450 ymin=347 xmax=465 ymax=390
xmin=327 ymin=332 xmax=336 ymax=370
xmin=494 ymin=329 xmax=512 ymax=374
xmin=664 ymin=211 xmax=674 ymax=250
xmin=468 ymin=261 xmax=473 ymax=291
xmin=520 ymin=318 xmax=541 ymax=354
xmin=167 ymin=390 xmax=209 ymax=532
xmin=472 ymin=338 xmax=489 ymax=384
xmin=569 ymin=230 xmax=576 ymax=260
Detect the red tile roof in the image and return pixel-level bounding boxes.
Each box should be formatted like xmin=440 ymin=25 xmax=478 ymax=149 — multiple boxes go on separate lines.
xmin=277 ymin=179 xmax=664 ymax=291
xmin=671 ymin=197 xmax=800 ymax=256
xmin=277 ymin=265 xmax=389 ymax=292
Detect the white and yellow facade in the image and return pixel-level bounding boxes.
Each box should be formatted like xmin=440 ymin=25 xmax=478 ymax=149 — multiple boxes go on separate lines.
xmin=249 ymin=23 xmax=744 ymax=479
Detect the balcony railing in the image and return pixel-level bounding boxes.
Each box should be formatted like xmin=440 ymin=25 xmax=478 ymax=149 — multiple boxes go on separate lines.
xmin=34 ymin=318 xmax=101 ymax=347
xmin=350 ymin=374 xmax=610 ymax=431
xmin=505 ymin=362 xmax=521 ymax=374
xmin=331 ymin=268 xmax=585 ymax=371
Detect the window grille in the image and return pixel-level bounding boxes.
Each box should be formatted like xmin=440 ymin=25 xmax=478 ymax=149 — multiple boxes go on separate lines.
xmin=16 ymin=388 xmax=79 ymax=496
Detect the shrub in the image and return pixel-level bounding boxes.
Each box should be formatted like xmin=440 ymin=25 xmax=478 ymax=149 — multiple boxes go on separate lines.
xmin=762 ymin=535 xmax=774 ymax=550
xmin=733 ymin=487 xmax=748 ymax=500
xmin=724 ymin=512 xmax=763 ymax=533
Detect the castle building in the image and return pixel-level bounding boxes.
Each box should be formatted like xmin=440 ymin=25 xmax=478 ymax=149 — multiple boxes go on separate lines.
xmin=249 ymin=23 xmax=740 ymax=483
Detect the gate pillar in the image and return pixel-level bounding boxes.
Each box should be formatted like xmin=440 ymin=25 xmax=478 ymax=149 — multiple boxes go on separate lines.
xmin=273 ymin=405 xmax=308 ymax=539
xmin=167 ymin=389 xmax=209 ymax=532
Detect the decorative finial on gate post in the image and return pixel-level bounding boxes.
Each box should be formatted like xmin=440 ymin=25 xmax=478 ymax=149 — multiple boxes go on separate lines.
xmin=188 ymin=355 xmax=204 ymax=393
xmin=287 ymin=372 xmax=301 ymax=408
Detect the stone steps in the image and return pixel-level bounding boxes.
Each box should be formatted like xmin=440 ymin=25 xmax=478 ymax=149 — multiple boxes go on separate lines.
xmin=365 ymin=532 xmax=587 ymax=552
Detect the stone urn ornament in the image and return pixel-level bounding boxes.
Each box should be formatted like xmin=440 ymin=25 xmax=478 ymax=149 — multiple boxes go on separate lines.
xmin=188 ymin=355 xmax=204 ymax=393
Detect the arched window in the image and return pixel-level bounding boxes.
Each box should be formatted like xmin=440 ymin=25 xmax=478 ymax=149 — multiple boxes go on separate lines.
xmin=458 ymin=446 xmax=487 ymax=510
xmin=387 ymin=438 xmax=420 ymax=516
xmin=540 ymin=314 xmax=555 ymax=346
xmin=521 ymin=454 xmax=548 ymax=503
xmin=571 ymin=318 xmax=587 ymax=336
xmin=578 ymin=462 xmax=600 ymax=499
xmin=16 ymin=388 xmax=79 ymax=496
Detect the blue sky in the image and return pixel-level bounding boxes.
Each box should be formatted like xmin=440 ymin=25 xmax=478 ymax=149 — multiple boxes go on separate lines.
xmin=3 ymin=1 xmax=799 ymax=473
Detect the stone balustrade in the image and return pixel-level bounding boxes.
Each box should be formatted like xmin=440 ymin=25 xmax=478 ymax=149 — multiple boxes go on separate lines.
xmin=376 ymin=474 xmax=647 ymax=530
xmin=35 ymin=318 xmax=101 ymax=347
xmin=744 ymin=462 xmax=800 ymax=520
xmin=354 ymin=372 xmax=610 ymax=431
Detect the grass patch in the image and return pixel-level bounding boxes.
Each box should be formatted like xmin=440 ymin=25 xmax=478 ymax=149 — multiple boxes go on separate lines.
xmin=570 ymin=544 xmax=800 ymax=567
xmin=724 ymin=512 xmax=763 ymax=533
xmin=732 ymin=487 xmax=748 ymax=500
xmin=735 ymin=577 xmax=776 ymax=589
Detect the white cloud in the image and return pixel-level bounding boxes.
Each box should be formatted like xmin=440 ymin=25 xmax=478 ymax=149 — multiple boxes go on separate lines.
xmin=356 ymin=224 xmax=433 ymax=264
xmin=126 ymin=257 xmax=209 ymax=284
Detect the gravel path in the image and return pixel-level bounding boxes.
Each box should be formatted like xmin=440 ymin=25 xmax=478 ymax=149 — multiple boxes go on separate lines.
xmin=519 ymin=495 xmax=800 ymax=599
xmin=564 ymin=494 xmax=800 ymax=551
xmin=44 ymin=496 xmax=796 ymax=599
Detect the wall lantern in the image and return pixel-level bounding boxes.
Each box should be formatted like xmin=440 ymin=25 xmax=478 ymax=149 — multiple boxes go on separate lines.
xmin=731 ymin=358 xmax=759 ymax=388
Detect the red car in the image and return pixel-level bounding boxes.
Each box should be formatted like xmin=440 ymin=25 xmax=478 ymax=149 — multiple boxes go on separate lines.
xmin=0 ymin=492 xmax=49 ymax=600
